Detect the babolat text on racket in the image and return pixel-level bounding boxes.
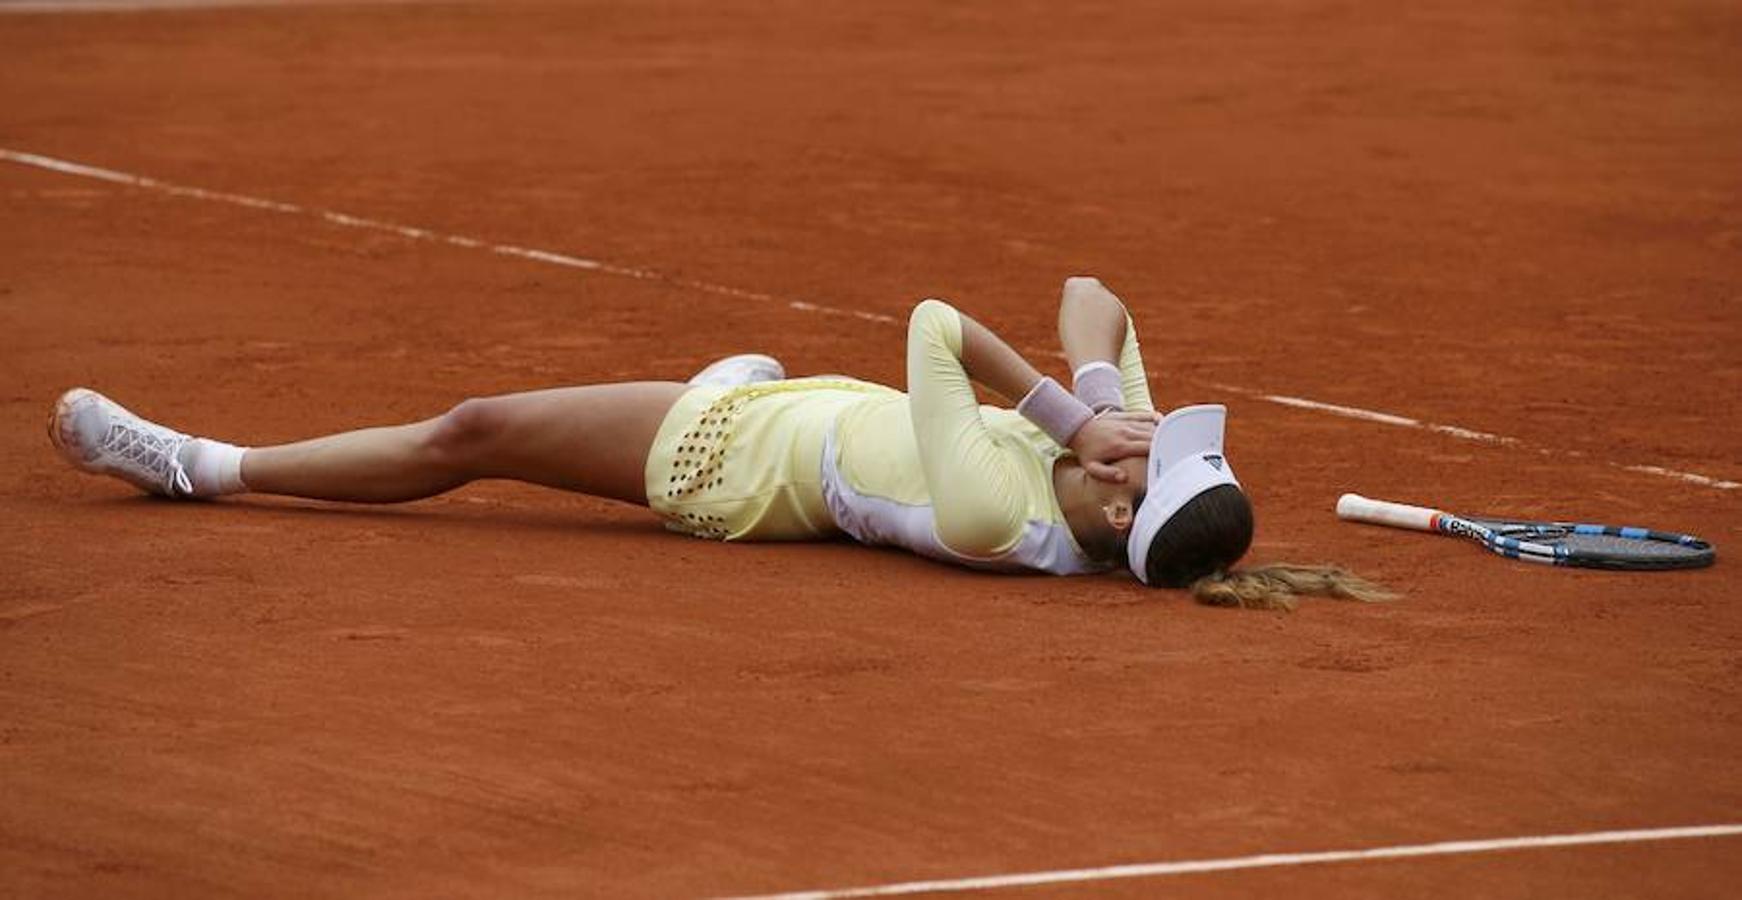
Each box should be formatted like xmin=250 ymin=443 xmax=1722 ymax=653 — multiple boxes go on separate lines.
xmin=1336 ymin=493 xmax=1715 ymax=570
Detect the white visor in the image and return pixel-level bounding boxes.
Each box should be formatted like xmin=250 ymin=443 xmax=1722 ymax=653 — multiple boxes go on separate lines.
xmin=1126 ymin=404 xmax=1241 ymax=584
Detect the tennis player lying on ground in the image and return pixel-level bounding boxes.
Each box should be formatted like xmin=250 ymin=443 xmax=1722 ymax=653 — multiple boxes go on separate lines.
xmin=50 ymin=277 xmax=1385 ymax=609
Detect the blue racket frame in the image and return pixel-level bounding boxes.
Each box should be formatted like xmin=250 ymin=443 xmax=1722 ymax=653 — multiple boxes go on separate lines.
xmin=1442 ymin=514 xmax=1714 ymax=570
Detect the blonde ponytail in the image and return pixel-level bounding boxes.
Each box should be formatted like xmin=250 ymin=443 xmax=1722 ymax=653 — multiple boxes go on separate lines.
xmin=1189 ymin=563 xmax=1395 ymax=611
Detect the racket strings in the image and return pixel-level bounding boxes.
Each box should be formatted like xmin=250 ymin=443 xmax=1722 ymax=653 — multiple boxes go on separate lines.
xmin=1465 ymin=516 xmax=1713 ymax=568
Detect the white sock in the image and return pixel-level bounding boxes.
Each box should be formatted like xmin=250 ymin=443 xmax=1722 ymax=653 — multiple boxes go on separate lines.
xmin=182 ymin=439 xmax=250 ymax=497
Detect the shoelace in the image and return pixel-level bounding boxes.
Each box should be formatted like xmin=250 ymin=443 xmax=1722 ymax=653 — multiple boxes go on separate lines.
xmin=102 ymin=418 xmax=194 ymax=496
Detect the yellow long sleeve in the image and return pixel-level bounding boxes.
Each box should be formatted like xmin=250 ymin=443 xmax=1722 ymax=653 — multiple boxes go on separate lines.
xmin=1115 ymin=311 xmax=1155 ymax=413
xmin=904 ymin=299 xmax=1029 ymax=558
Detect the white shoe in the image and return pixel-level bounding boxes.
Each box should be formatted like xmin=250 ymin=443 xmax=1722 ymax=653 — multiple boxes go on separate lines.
xmin=686 ymin=353 xmax=786 ymax=388
xmin=49 ymin=388 xmax=194 ymax=497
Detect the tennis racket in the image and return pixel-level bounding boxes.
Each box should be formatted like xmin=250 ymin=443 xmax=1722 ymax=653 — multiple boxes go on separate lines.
xmin=1336 ymin=493 xmax=1715 ymax=570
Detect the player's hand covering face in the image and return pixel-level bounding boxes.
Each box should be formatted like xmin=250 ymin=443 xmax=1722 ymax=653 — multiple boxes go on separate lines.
xmin=1070 ymin=410 xmax=1161 ymax=484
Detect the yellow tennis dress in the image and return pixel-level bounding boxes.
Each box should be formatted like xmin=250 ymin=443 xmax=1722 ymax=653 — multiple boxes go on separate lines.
xmin=643 ymin=300 xmax=1154 ymax=574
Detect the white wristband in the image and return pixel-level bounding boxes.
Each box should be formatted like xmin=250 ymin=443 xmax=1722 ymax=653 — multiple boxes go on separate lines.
xmin=1071 ymin=361 xmax=1124 ymax=413
xmin=1017 ymin=377 xmax=1095 ymax=447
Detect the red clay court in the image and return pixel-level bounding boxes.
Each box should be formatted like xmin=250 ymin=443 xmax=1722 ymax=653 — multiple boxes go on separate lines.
xmin=2 ymin=1 xmax=1738 ymax=896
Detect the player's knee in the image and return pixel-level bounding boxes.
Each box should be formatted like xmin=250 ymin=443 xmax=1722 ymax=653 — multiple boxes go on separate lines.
xmin=426 ymin=397 xmax=507 ymax=469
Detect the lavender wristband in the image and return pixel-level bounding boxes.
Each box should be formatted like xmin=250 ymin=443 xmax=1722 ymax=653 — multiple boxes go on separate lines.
xmin=1071 ymin=361 xmax=1125 ymax=413
xmin=1017 ymin=377 xmax=1095 ymax=447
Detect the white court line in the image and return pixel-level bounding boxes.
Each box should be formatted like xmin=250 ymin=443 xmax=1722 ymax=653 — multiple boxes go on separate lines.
xmin=714 ymin=823 xmax=1742 ymax=899
xmin=0 ymin=147 xmax=887 ymax=319
xmin=1230 ymin=390 xmax=1519 ymax=444
xmin=1 ymin=147 xmax=1731 ymax=490
xmin=1208 ymin=385 xmax=1738 ymax=490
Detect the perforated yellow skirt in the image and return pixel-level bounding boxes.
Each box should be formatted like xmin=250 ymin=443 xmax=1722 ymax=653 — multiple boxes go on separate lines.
xmin=643 ymin=378 xmax=897 ymax=541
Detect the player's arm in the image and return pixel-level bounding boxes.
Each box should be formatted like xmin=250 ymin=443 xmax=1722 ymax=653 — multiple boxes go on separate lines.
xmin=905 ymin=300 xmax=1028 ymax=556
xmin=1057 ymin=276 xmax=1155 ymax=414
xmin=909 ymin=299 xmax=1152 ymax=491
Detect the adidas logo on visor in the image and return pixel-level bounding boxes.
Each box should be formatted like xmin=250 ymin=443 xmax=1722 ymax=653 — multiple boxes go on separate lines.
xmin=1203 ymin=453 xmax=1224 ymax=471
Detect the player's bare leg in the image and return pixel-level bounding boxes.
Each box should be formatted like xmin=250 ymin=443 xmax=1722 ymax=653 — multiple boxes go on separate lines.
xmin=246 ymin=382 xmax=688 ymax=505
xmin=52 ymin=383 xmax=690 ymax=507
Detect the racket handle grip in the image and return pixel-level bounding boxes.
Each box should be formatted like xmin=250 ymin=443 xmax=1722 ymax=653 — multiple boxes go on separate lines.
xmin=1336 ymin=493 xmax=1442 ymax=531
